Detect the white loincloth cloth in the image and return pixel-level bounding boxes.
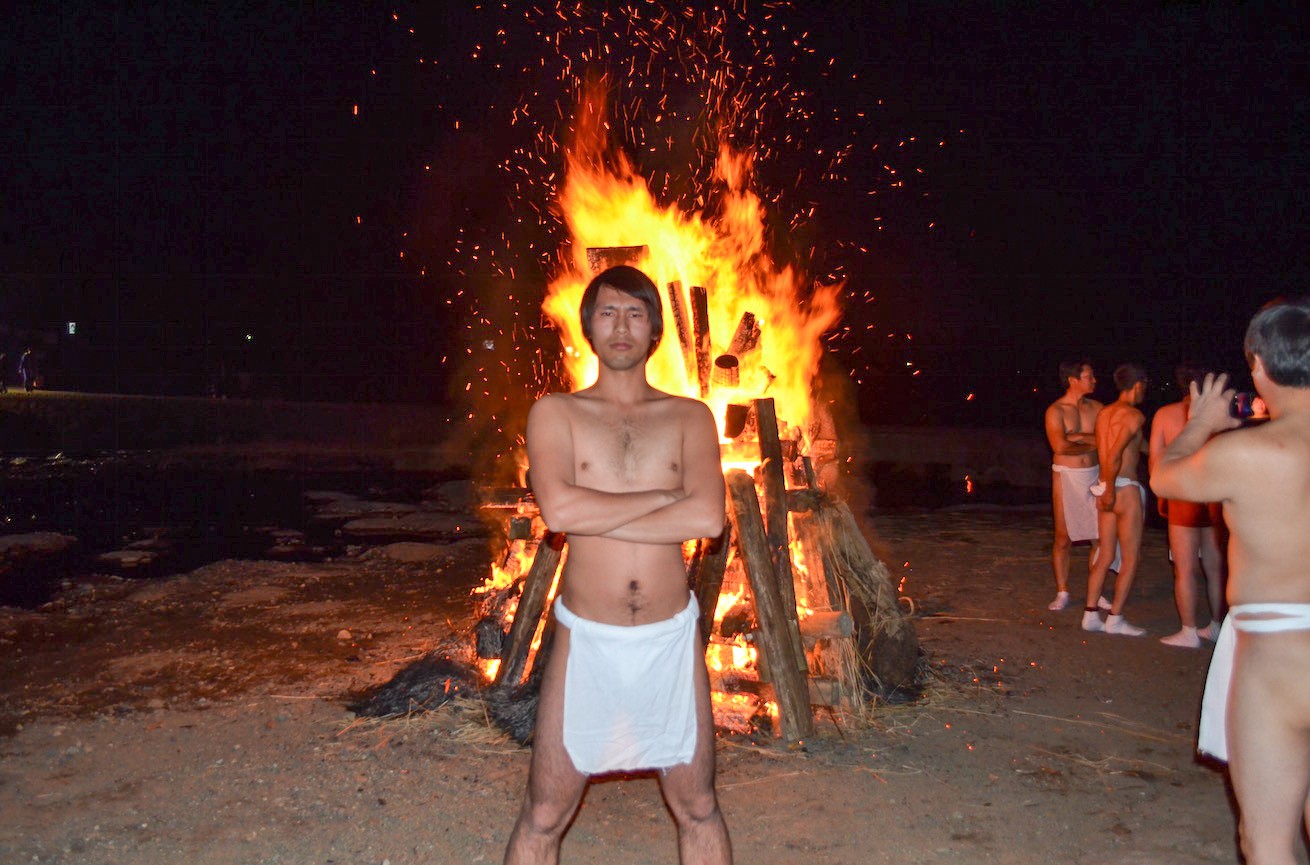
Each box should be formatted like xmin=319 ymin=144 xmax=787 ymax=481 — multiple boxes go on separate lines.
xmin=1198 ymin=603 xmax=1310 ymax=761
xmin=1089 ymin=476 xmax=1147 ymax=511
xmin=555 ymin=593 xmax=699 ymax=775
xmin=1053 ymin=464 xmax=1100 ymax=543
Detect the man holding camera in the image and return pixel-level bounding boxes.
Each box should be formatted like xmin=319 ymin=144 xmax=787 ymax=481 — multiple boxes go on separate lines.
xmin=1152 ymin=299 xmax=1310 ymax=865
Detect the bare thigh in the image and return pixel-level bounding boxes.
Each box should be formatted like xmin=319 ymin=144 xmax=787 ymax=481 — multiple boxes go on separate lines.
xmin=1229 ymin=632 xmax=1310 ymax=863
xmin=522 ymin=626 xmax=589 ymax=825
xmin=658 ymin=644 xmax=718 ymax=817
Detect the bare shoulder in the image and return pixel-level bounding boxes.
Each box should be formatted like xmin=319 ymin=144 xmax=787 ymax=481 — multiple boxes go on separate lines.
xmin=1153 ymin=401 xmax=1185 ymax=426
xmin=654 ymin=393 xmax=717 ymax=428
xmin=527 ymin=391 xmax=578 ymax=425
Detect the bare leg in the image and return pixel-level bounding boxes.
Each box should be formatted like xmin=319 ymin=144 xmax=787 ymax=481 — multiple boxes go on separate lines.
xmin=1082 ymin=507 xmax=1118 ymax=630
xmin=1162 ymin=525 xmax=1204 ymax=647
xmin=1198 ymin=523 xmax=1226 ymax=624
xmin=657 ymin=641 xmax=732 ymax=865
xmin=1103 ymin=491 xmax=1146 ymax=635
xmin=504 ymin=627 xmax=589 ymax=865
xmin=1050 ymin=475 xmax=1073 ymax=607
xmin=1228 ymin=631 xmax=1310 ymax=865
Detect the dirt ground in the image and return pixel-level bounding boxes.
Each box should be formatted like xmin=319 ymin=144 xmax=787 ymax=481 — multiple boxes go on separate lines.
xmin=0 ymin=503 xmax=1262 ymax=865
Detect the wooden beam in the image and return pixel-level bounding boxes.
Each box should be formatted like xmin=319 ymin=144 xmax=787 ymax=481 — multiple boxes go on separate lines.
xmin=688 ymin=520 xmax=733 ymax=646
xmin=727 ymin=311 xmax=760 ymax=357
xmin=667 ymin=281 xmax=697 ymax=387
xmin=493 ymin=531 xmax=565 ymax=689
xmin=754 ymin=399 xmax=808 ymax=673
xmin=585 ymin=245 xmax=647 ymax=274
xmin=726 ymin=470 xmax=815 ymax=743
xmin=690 ymin=285 xmax=712 ymax=398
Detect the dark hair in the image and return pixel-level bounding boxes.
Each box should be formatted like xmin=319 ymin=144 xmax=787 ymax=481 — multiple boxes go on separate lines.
xmin=579 ymin=265 xmax=664 ymax=357
xmin=1058 ymin=360 xmax=1091 ymax=388
xmin=1244 ymin=298 xmax=1310 ymax=387
xmin=1174 ymin=362 xmax=1207 ymax=393
xmin=1113 ymin=363 xmax=1148 ymax=393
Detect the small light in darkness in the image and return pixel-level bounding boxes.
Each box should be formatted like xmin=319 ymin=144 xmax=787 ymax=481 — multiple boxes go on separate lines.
xmin=67 ymin=322 xmax=77 ymax=335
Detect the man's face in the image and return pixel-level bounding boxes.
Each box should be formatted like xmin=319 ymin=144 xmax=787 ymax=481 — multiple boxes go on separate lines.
xmin=1072 ymin=365 xmax=1096 ymax=396
xmin=589 ymin=284 xmax=654 ymax=371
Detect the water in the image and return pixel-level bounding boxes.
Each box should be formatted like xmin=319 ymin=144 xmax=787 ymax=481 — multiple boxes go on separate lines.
xmin=0 ymin=452 xmax=460 ymax=608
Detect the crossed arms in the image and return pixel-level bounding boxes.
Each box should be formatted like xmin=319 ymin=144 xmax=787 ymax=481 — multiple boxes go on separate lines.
xmin=525 ymin=394 xmax=726 ymax=544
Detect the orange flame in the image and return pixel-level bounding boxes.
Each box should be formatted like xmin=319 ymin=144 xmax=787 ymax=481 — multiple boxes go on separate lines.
xmin=542 ymin=89 xmax=842 ymax=439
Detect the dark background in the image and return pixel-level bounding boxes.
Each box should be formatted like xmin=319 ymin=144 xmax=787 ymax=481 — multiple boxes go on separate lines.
xmin=3 ymin=3 xmax=1307 ymax=430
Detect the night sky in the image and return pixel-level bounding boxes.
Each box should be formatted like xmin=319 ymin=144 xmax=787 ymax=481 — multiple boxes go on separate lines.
xmin=4 ymin=3 xmax=1307 ymax=429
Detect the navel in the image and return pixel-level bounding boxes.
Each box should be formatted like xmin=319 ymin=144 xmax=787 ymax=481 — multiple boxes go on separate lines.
xmin=626 ymin=580 xmax=644 ymax=621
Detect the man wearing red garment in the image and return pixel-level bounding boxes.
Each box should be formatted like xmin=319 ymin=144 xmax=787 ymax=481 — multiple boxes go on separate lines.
xmin=504 ymin=265 xmax=732 ymax=865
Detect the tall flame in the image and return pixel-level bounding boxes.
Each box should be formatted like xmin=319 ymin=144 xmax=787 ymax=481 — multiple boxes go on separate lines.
xmin=542 ymin=90 xmax=842 ymax=436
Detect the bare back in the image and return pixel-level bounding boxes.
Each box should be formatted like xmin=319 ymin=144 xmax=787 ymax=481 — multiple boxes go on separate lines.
xmin=1096 ymin=400 xmax=1145 ymax=480
xmin=1210 ymin=415 xmax=1310 ymax=606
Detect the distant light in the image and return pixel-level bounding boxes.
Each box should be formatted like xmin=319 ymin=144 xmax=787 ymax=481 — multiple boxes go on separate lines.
xmin=245 ymin=334 xmax=254 ymax=342
xmin=67 ymin=321 xmax=77 ymax=335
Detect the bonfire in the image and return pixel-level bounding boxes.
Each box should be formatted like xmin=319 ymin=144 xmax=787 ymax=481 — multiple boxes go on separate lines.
xmin=462 ymin=93 xmax=919 ymax=743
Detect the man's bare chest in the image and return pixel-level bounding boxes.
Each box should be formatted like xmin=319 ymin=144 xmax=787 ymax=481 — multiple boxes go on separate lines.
xmin=571 ymin=410 xmax=683 ymax=488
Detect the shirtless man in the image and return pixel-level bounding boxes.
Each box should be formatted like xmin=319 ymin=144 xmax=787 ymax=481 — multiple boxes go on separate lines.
xmin=1151 ymin=299 xmax=1310 ymax=865
xmin=1149 ymin=363 xmax=1225 ymax=648
xmin=1044 ymin=360 xmax=1106 ymax=611
xmin=1082 ymin=363 xmax=1149 ymax=635
xmin=504 ymin=265 xmax=731 ymax=865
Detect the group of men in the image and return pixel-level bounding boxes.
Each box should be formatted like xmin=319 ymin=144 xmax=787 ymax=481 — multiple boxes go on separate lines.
xmin=1045 ymin=360 xmax=1225 ymax=645
xmin=1047 ymin=298 xmax=1310 ymax=865
xmin=500 ymin=262 xmax=1310 ymax=865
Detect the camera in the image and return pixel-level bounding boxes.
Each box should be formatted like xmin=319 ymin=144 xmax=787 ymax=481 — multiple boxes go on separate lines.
xmin=1230 ymin=391 xmax=1268 ymax=421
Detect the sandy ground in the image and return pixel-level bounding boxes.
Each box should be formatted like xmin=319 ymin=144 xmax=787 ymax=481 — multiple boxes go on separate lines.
xmin=0 ymin=505 xmax=1262 ymax=865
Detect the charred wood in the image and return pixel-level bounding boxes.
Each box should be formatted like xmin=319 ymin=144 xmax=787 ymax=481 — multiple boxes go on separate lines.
xmin=754 ymin=398 xmax=808 ymax=674
xmin=688 ymin=520 xmax=733 ymax=646
xmin=585 ymin=245 xmax=647 ymax=274
xmin=494 ymin=531 xmax=565 ymax=690
xmin=690 ymin=286 xmax=712 ymax=398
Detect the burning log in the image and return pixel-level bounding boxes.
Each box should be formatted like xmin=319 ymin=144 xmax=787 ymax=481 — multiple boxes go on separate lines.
xmin=585 ymin=245 xmax=647 ymax=274
xmin=754 ymin=398 xmax=808 ymax=674
xmin=723 ymin=403 xmax=749 ymax=439
xmin=712 ymin=354 xmax=740 ymax=389
xmin=687 ymin=519 xmax=733 ymax=646
xmin=690 ymin=285 xmax=712 ymax=398
xmin=725 ymin=470 xmax=815 ymax=743
xmin=667 ymin=281 xmax=698 ymax=387
xmin=727 ymin=311 xmax=761 ymax=357
xmin=493 ymin=531 xmax=566 ymax=690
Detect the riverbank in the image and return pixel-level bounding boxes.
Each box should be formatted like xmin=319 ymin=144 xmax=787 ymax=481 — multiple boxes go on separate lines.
xmin=0 ymin=505 xmax=1243 ymax=864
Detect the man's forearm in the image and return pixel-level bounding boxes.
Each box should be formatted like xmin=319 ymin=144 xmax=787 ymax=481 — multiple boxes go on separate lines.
xmin=1159 ymin=419 xmax=1213 ymax=467
xmin=538 ymin=485 xmax=682 ymax=536
xmin=597 ymin=495 xmax=725 ymax=544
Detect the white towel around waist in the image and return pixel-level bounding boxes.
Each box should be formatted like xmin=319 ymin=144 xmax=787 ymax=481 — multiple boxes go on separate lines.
xmin=1053 ymin=464 xmax=1099 ymax=543
xmin=555 ymin=593 xmax=700 ymax=774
